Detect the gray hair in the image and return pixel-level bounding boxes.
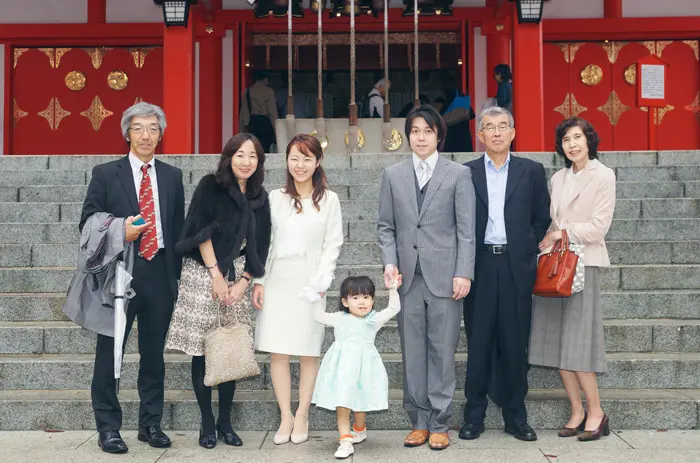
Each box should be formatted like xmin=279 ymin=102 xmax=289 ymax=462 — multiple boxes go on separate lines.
xmin=477 ymin=106 xmax=514 ymax=132
xmin=374 ymin=78 xmax=389 ymax=90
xmin=121 ymin=102 xmax=167 ymax=140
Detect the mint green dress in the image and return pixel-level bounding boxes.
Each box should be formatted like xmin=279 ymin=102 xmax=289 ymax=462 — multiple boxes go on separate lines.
xmin=312 ymin=290 xmax=400 ymax=412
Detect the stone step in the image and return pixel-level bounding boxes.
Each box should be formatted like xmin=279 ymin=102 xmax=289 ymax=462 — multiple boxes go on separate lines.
xmin=3 ymin=289 xmax=697 ymax=322
xmin=6 ymin=180 xmax=700 ymax=203
xmin=1 ymin=387 xmax=696 ymax=431
xmin=1 ymin=319 xmax=698 ymax=356
xmin=4 ymin=198 xmax=700 ymax=225
xmin=350 ymin=219 xmax=700 ymax=242
xmin=0 ymin=264 xmax=699 ymax=293
xmin=3 ymin=240 xmax=698 ymax=268
xmin=1 ymin=218 xmax=697 ymax=246
xmin=1 ymin=352 xmax=700 ymax=391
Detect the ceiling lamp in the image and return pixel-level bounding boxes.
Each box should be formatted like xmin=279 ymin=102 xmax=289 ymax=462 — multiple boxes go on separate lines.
xmin=513 ymin=0 xmax=544 ymax=24
xmin=153 ymin=0 xmax=198 ymax=27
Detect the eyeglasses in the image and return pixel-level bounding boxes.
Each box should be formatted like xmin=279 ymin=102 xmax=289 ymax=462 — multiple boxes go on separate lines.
xmin=129 ymin=125 xmax=160 ymax=136
xmin=482 ymin=123 xmax=511 ymax=134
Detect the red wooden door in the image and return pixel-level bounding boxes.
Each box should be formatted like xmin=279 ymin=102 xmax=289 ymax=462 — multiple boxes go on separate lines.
xmin=612 ymin=41 xmax=651 ymax=151
xmin=543 ymin=42 xmax=571 ymax=151
xmin=12 ymin=46 xmax=163 ymax=155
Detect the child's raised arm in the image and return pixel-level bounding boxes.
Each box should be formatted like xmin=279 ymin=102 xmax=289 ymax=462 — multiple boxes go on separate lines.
xmin=314 ymin=301 xmax=343 ymax=327
xmin=372 ymin=285 xmax=401 ymax=329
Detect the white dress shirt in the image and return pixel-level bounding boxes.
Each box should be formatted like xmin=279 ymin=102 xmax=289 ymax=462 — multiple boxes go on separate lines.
xmin=412 ymin=151 xmax=439 ymax=186
xmin=484 ymin=152 xmax=510 ymax=245
xmin=128 ymin=152 xmax=164 ymax=249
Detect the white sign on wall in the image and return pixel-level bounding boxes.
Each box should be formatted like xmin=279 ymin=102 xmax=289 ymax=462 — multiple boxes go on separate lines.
xmin=640 ymin=64 xmax=665 ymax=100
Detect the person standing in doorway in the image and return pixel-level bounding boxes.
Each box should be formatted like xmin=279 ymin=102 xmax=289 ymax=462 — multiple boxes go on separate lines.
xmin=79 ymin=102 xmax=185 ymax=454
xmin=459 ymin=106 xmax=550 ymax=443
xmin=240 ymin=71 xmax=279 ymax=153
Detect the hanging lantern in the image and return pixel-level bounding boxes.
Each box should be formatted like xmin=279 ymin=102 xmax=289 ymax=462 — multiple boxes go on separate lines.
xmin=153 ymin=0 xmax=198 ymax=27
xmin=402 ymin=0 xmax=452 ymax=16
xmin=513 ymin=0 xmax=544 ymax=24
xmin=330 ymin=0 xmax=359 ymax=17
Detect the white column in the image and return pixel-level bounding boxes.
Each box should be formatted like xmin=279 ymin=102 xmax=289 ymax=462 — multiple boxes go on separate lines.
xmin=0 ymin=44 xmax=4 ymax=155
xmin=222 ymin=30 xmax=234 ymax=147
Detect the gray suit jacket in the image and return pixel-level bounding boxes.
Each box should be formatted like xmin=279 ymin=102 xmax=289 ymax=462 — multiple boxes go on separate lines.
xmin=377 ymin=155 xmax=476 ymax=298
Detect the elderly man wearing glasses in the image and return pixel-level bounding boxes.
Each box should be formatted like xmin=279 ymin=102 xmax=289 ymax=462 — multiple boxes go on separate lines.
xmin=459 ymin=106 xmax=551 ymax=443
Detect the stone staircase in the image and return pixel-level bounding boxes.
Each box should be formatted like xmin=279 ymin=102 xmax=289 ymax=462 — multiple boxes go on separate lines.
xmin=1 ymin=151 xmax=699 ymax=431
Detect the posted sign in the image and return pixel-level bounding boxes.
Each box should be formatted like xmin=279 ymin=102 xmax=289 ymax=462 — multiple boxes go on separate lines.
xmin=637 ymin=55 xmax=668 ymax=107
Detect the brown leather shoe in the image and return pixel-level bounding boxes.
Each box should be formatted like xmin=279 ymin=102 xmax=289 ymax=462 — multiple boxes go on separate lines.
xmin=404 ymin=429 xmax=430 ymax=447
xmin=429 ymin=432 xmax=450 ymax=450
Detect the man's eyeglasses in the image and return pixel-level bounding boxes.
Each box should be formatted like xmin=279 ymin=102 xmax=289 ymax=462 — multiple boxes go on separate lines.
xmin=481 ymin=123 xmax=511 ymax=134
xmin=129 ymin=125 xmax=160 ymax=136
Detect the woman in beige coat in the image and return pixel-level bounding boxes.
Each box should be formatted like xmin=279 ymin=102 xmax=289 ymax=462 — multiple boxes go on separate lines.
xmin=529 ymin=117 xmax=616 ymax=442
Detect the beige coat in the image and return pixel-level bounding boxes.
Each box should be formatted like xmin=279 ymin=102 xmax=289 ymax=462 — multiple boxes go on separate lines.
xmin=239 ymin=81 xmax=278 ymax=129
xmin=549 ymin=158 xmax=616 ymax=267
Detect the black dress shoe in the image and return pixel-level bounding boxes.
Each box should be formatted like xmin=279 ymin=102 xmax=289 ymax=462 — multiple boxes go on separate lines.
xmin=505 ymin=423 xmax=538 ymax=442
xmin=199 ymin=429 xmax=217 ymax=449
xmin=97 ymin=430 xmax=128 ymax=454
xmin=137 ymin=425 xmax=172 ymax=448
xmin=458 ymin=423 xmax=485 ymax=440
xmin=217 ymin=423 xmax=243 ymax=446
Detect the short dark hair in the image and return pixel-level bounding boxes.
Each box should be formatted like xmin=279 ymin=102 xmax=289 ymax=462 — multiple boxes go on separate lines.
xmin=216 ymin=133 xmax=265 ymax=193
xmin=339 ymin=276 xmax=376 ymax=314
xmin=404 ymin=105 xmax=447 ymax=151
xmin=494 ymin=63 xmax=512 ymax=81
xmin=554 ymin=117 xmax=600 ymax=168
xmin=253 ymin=70 xmax=269 ymax=82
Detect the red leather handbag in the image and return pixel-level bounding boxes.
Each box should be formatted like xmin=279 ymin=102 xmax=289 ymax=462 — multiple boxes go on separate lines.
xmin=533 ymin=230 xmax=579 ymax=298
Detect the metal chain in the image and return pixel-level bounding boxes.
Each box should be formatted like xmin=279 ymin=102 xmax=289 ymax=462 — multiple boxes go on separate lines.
xmin=318 ymin=0 xmax=323 ymax=102
xmin=288 ymin=0 xmax=293 ymax=97
xmin=350 ymin=0 xmax=356 ymax=104
xmin=414 ymin=0 xmax=419 ymax=102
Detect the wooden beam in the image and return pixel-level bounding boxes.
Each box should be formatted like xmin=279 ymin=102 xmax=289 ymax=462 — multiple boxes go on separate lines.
xmin=543 ymin=17 xmax=700 ymax=41
xmin=0 ymin=23 xmax=163 ymax=44
xmin=88 ymin=0 xmax=107 ymax=24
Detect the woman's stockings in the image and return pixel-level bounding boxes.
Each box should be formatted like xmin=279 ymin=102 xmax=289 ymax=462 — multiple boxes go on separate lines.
xmin=192 ymin=355 xmax=215 ymax=435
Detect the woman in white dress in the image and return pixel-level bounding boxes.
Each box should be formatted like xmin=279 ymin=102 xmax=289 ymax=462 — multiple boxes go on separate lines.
xmin=252 ymin=134 xmax=344 ymax=445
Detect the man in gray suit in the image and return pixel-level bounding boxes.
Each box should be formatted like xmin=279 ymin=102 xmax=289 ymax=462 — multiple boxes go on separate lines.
xmin=377 ymin=105 xmax=476 ymax=450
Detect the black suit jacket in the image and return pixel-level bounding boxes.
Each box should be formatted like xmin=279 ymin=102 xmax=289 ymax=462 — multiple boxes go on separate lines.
xmin=79 ymin=156 xmax=186 ymax=298
xmin=465 ymin=155 xmax=551 ymax=296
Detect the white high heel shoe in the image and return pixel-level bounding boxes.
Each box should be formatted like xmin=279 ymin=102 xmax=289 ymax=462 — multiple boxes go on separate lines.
xmin=291 ymin=416 xmax=309 ymax=444
xmin=273 ymin=414 xmax=294 ymax=445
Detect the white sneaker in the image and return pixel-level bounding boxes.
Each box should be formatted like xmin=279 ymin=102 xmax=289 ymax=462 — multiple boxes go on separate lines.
xmin=334 ymin=438 xmax=354 ymax=459
xmin=351 ymin=427 xmax=367 ymax=443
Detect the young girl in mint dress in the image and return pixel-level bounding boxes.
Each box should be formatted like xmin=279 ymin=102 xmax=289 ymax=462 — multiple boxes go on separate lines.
xmin=312 ymin=275 xmax=401 ymax=459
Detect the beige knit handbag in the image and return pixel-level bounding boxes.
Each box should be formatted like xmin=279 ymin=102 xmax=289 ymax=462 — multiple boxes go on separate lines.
xmin=203 ymin=301 xmax=260 ymax=387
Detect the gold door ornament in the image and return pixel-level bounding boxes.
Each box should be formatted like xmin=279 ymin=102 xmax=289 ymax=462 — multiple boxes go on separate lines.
xmin=54 ymin=48 xmax=71 ymax=68
xmin=39 ymin=48 xmax=55 ymax=68
xmin=129 ymin=48 xmax=151 ymax=68
xmin=602 ymin=41 xmax=627 ymax=64
xmin=624 ymin=64 xmax=636 ymax=85
xmin=134 ymin=96 xmax=145 ymax=105
xmin=581 ymin=64 xmax=603 ymax=86
xmin=13 ymin=48 xmax=29 ymax=68
xmin=553 ymin=93 xmax=588 ymax=119
xmin=684 ymin=92 xmax=700 ymax=121
xmin=80 ymin=96 xmax=114 ymax=131
xmin=682 ymin=40 xmax=699 ymax=61
xmin=107 ymin=70 xmax=129 ymax=91
xmin=310 ymin=130 xmax=330 ymax=151
xmin=37 ymin=97 xmax=71 ymax=130
xmin=85 ymin=47 xmax=111 ymax=70
xmin=13 ymin=99 xmax=28 ymax=125
xmin=597 ymin=90 xmax=629 ymax=126
xmin=65 ymin=71 xmax=86 ymax=91
xmin=641 ymin=105 xmax=675 ymax=125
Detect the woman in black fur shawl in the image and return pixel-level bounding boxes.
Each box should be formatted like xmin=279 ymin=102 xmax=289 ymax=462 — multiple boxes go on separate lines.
xmin=165 ymin=133 xmax=271 ymax=449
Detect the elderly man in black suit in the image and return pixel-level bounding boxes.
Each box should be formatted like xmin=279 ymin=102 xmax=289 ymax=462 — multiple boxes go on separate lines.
xmin=460 ymin=106 xmax=551 ymax=442
xmin=79 ymin=102 xmax=185 ymax=454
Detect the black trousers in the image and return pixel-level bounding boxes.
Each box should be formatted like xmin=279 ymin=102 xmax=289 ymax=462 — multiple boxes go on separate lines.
xmin=92 ymin=251 xmax=175 ymax=432
xmin=462 ymin=252 xmax=533 ymax=428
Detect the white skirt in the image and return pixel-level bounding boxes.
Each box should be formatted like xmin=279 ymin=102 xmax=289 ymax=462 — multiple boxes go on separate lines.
xmin=255 ymin=257 xmax=325 ymax=357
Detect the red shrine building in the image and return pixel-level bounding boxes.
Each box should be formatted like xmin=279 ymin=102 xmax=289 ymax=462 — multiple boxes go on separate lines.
xmin=0 ymin=0 xmax=698 ymax=155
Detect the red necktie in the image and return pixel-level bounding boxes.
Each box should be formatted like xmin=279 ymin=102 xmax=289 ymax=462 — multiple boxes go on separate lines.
xmin=138 ymin=164 xmax=158 ymax=261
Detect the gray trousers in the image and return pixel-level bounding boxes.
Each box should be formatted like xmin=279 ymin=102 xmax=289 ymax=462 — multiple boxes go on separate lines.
xmin=398 ymin=273 xmax=462 ymax=433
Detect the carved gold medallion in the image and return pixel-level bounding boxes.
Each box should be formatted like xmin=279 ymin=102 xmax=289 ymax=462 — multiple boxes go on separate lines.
xmin=65 ymin=71 xmax=86 ymax=91
xmin=310 ymin=130 xmax=330 ymax=151
xmin=107 ymin=71 xmax=128 ymax=91
xmin=383 ymin=129 xmax=403 ymax=151
xmin=624 ymin=64 xmax=636 ymax=85
xmin=581 ymin=64 xmax=603 ymax=86
xmin=345 ymin=129 xmax=366 ymax=149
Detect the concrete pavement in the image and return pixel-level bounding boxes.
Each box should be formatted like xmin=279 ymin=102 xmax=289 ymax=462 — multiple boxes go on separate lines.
xmin=1 ymin=429 xmax=698 ymax=462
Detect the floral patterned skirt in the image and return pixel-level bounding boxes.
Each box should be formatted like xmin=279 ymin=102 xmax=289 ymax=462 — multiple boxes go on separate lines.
xmin=165 ymin=257 xmax=252 ymax=356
